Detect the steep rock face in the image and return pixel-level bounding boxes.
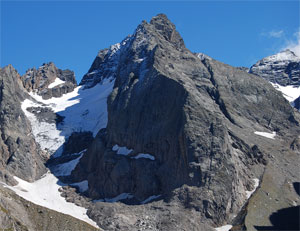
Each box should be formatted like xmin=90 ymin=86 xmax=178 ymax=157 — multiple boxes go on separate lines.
xmin=0 ymin=65 xmax=46 ymax=183
xmin=72 ymin=14 xmax=299 ymax=227
xmin=22 ymin=62 xmax=77 ymax=99
xmin=249 ymin=49 xmax=300 ymax=86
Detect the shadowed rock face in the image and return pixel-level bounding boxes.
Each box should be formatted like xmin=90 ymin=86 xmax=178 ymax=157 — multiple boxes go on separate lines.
xmin=22 ymin=62 xmax=77 ymax=99
xmin=72 ymin=13 xmax=299 ymax=227
xmin=0 ymin=65 xmax=46 ymax=183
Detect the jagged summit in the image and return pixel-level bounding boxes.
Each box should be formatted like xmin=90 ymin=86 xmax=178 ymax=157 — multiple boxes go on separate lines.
xmin=22 ymin=62 xmax=77 ymax=99
xmin=80 ymin=13 xmax=186 ymax=88
xmin=149 ymin=13 xmax=185 ymax=49
xmin=249 ymin=49 xmax=300 ymax=86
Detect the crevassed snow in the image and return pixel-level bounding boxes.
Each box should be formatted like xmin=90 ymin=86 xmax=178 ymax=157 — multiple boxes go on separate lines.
xmin=23 ymin=77 xmax=115 ymax=157
xmin=246 ymin=178 xmax=260 ymax=199
xmin=51 ymin=150 xmax=86 ymax=176
xmin=254 ymin=131 xmax=276 ymax=139
xmin=21 ymin=99 xmax=65 ymax=154
xmin=93 ymin=193 xmax=133 ymax=203
xmin=215 ymin=225 xmax=233 ymax=231
xmin=112 ymin=145 xmax=133 ymax=155
xmin=70 ymin=180 xmax=89 ymax=193
xmin=133 ymin=153 xmax=155 ymax=160
xmin=6 ymin=173 xmax=99 ymax=228
xmin=271 ymin=83 xmax=300 ymax=102
xmin=48 ymin=78 xmax=65 ymax=88
xmin=140 ymin=195 xmax=161 ymax=204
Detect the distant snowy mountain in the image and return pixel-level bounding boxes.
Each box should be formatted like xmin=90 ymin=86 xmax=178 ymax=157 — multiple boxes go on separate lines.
xmin=249 ymin=49 xmax=300 ymax=110
xmin=250 ymin=49 xmax=300 ymax=86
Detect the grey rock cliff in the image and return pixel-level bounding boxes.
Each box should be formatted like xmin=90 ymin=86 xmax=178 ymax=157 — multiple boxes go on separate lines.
xmin=22 ymin=62 xmax=77 ymax=99
xmin=0 ymin=65 xmax=46 ymax=183
xmin=72 ymin=14 xmax=300 ymax=229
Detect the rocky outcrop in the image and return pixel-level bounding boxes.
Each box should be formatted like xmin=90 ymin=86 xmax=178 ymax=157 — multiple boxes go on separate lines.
xmin=72 ymin=14 xmax=299 ymax=229
xmin=63 ymin=132 xmax=93 ymax=155
xmin=249 ymin=49 xmax=300 ymax=86
xmin=22 ymin=62 xmax=77 ymax=99
xmin=0 ymin=65 xmax=46 ymax=183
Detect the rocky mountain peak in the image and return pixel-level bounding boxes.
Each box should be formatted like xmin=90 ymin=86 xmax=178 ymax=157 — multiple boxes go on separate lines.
xmin=80 ymin=14 xmax=187 ymax=88
xmin=22 ymin=62 xmax=77 ymax=99
xmin=72 ymin=13 xmax=299 ymax=230
xmin=149 ymin=13 xmax=185 ymax=49
xmin=266 ymin=49 xmax=299 ymax=62
xmin=249 ymin=49 xmax=300 ymax=86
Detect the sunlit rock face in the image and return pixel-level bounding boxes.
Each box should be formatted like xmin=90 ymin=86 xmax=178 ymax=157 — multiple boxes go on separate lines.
xmin=72 ymin=14 xmax=299 ymax=228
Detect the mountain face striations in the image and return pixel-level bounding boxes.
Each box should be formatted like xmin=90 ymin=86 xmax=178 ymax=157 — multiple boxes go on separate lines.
xmin=70 ymin=14 xmax=300 ymax=230
xmin=0 ymin=65 xmax=47 ymax=183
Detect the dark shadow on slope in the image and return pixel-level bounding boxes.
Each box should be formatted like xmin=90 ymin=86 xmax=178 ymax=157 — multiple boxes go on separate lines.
xmin=254 ymin=206 xmax=300 ymax=231
xmin=254 ymin=182 xmax=300 ymax=231
xmin=293 ymin=182 xmax=300 ymax=196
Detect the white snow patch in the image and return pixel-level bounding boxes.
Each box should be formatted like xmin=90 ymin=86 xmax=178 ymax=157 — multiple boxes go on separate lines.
xmin=51 ymin=150 xmax=86 ymax=176
xmin=140 ymin=195 xmax=161 ymax=204
xmin=215 ymin=225 xmax=233 ymax=231
xmin=6 ymin=173 xmax=98 ymax=228
xmin=93 ymin=193 xmax=133 ymax=203
xmin=112 ymin=145 xmax=133 ymax=155
xmin=254 ymin=131 xmax=276 ymax=139
xmin=133 ymin=153 xmax=155 ymax=160
xmin=48 ymin=78 xmax=65 ymax=88
xmin=246 ymin=178 xmax=260 ymax=199
xmin=70 ymin=180 xmax=89 ymax=193
xmin=271 ymin=83 xmax=300 ymax=102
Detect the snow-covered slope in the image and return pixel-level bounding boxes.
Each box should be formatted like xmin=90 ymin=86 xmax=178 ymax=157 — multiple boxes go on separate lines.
xmin=22 ymin=76 xmax=115 ymax=157
xmin=271 ymin=83 xmax=300 ymax=103
xmin=16 ymin=67 xmax=115 ymax=227
xmin=6 ymin=173 xmax=98 ymax=228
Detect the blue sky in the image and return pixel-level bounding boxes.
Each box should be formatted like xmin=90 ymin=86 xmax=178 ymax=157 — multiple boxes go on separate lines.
xmin=1 ymin=1 xmax=299 ymax=83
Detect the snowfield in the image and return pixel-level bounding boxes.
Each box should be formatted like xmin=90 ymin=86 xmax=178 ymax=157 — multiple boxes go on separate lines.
xmin=48 ymin=78 xmax=65 ymax=88
xmin=22 ymin=77 xmax=115 ymax=157
xmin=254 ymin=131 xmax=276 ymax=139
xmin=271 ymin=83 xmax=300 ymax=102
xmin=51 ymin=150 xmax=86 ymax=176
xmin=215 ymin=225 xmax=233 ymax=231
xmin=21 ymin=99 xmax=65 ymax=155
xmin=6 ymin=173 xmax=99 ymax=228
